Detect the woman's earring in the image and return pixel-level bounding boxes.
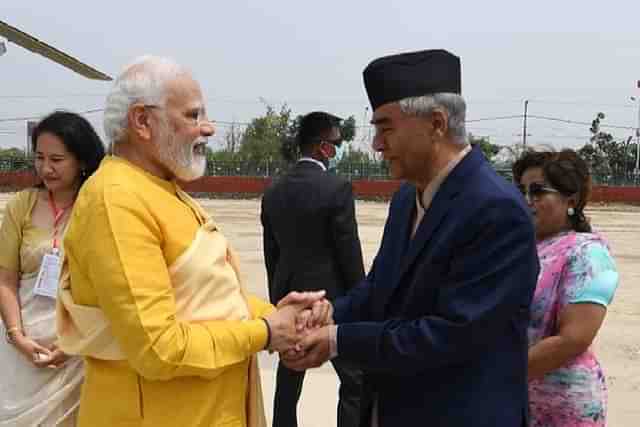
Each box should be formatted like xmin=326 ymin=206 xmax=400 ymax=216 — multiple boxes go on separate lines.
xmin=567 ymin=207 xmax=575 ymax=216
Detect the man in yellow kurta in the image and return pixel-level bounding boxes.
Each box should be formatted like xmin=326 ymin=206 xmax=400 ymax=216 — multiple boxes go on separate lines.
xmin=57 ymin=56 xmax=328 ymax=427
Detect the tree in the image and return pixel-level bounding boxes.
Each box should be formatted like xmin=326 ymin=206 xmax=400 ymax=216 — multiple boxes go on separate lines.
xmin=224 ymin=120 xmax=244 ymax=154
xmin=340 ymin=116 xmax=356 ymax=142
xmin=210 ymin=150 xmax=238 ymax=161
xmin=225 ymin=104 xmax=360 ymax=165
xmin=237 ymin=104 xmax=292 ymax=163
xmin=206 ymin=145 xmax=239 ymax=162
xmin=0 ymin=147 xmax=25 ymax=157
xmin=468 ymin=133 xmax=501 ymax=162
xmin=577 ymin=112 xmax=635 ymax=181
xmin=280 ymin=114 xmax=303 ymax=162
xmin=582 ymin=112 xmax=611 ymax=177
xmin=577 ymin=142 xmax=605 ymax=175
xmin=339 ymin=146 xmax=373 ymax=165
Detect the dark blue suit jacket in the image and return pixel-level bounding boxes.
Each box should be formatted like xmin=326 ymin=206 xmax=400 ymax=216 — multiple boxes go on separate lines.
xmin=333 ymin=147 xmax=539 ymax=427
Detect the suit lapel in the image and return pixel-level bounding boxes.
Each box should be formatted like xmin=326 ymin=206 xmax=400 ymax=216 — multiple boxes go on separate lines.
xmin=373 ymin=186 xmax=415 ymax=318
xmin=398 ymin=183 xmax=458 ymax=281
xmin=396 ymin=186 xmax=416 ymax=258
xmin=382 ymin=147 xmax=485 ymax=310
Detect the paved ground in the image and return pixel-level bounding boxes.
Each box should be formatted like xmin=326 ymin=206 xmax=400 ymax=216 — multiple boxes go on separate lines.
xmin=1 ymin=195 xmax=638 ymax=426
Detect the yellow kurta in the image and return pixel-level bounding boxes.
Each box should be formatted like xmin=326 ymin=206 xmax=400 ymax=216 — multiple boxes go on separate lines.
xmin=62 ymin=156 xmax=274 ymax=427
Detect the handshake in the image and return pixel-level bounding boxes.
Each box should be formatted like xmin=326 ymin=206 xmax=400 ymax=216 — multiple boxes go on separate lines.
xmin=262 ymin=291 xmax=335 ymax=371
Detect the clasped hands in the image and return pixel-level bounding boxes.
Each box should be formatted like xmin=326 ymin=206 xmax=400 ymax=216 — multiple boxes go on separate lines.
xmin=12 ymin=333 xmax=70 ymax=369
xmin=263 ymin=291 xmax=334 ymax=371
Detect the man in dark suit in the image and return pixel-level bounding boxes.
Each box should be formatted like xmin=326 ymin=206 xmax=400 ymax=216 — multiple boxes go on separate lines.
xmin=281 ymin=50 xmax=539 ymax=427
xmin=261 ymin=111 xmax=364 ymax=427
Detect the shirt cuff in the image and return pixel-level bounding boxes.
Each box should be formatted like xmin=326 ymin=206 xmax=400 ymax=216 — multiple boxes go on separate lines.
xmin=243 ymin=319 xmax=270 ymax=354
xmin=328 ymin=324 xmax=338 ymax=359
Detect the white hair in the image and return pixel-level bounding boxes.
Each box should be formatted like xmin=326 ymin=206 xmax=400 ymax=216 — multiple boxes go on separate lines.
xmin=398 ymin=93 xmax=468 ymax=145
xmin=103 ymin=55 xmax=190 ymax=144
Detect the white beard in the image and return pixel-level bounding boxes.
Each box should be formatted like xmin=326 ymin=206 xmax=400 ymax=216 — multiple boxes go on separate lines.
xmin=155 ymin=125 xmax=207 ymax=182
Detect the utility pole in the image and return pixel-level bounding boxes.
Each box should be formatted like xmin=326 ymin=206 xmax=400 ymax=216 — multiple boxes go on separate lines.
xmin=522 ymin=99 xmax=529 ymax=149
xmin=360 ymin=106 xmax=369 ymax=142
xmin=631 ymin=94 xmax=640 ymax=175
xmin=635 ymin=96 xmax=640 ymax=175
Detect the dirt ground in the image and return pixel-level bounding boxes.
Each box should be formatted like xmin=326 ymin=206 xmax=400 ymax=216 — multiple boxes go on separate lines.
xmin=0 ymin=194 xmax=638 ymax=426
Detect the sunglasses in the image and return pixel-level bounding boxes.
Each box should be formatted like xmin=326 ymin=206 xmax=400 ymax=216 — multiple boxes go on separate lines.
xmin=517 ymin=182 xmax=560 ymax=200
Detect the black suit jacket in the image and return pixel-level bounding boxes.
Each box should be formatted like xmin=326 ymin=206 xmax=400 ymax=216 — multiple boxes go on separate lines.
xmin=261 ymin=161 xmax=365 ymax=304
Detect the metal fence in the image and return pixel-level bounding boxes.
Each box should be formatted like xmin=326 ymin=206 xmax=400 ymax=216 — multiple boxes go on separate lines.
xmin=205 ymin=160 xmax=392 ymax=180
xmin=206 ymin=159 xmax=639 ymax=185
xmin=205 ymin=160 xmax=289 ymax=177
xmin=590 ymin=171 xmax=640 ymax=186
xmin=1 ymin=155 xmax=639 ymax=186
xmin=209 ymin=159 xmax=640 ymax=185
xmin=0 ymin=156 xmax=33 ymax=172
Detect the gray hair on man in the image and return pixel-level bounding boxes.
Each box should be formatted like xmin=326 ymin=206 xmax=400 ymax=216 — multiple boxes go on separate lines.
xmin=103 ymin=55 xmax=190 ymax=145
xmin=398 ymin=93 xmax=467 ymax=145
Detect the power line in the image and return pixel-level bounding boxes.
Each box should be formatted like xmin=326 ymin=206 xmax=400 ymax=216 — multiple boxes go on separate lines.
xmin=467 ymin=115 xmax=524 ymax=123
xmin=0 ymin=110 xmax=636 ymax=134
xmin=528 ymin=115 xmax=635 ymax=130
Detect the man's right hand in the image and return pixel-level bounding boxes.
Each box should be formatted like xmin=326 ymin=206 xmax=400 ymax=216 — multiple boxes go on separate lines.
xmin=264 ymin=290 xmax=330 ymax=353
xmin=264 ymin=303 xmax=307 ymax=353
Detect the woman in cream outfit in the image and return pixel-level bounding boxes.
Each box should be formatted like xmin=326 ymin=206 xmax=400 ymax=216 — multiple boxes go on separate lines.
xmin=0 ymin=111 xmax=105 ymax=426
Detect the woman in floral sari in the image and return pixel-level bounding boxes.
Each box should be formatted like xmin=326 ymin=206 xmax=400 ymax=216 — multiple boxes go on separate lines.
xmin=513 ymin=149 xmax=619 ymax=427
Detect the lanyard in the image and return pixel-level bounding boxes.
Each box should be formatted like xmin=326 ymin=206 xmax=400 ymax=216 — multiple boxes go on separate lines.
xmin=48 ymin=191 xmax=74 ymax=250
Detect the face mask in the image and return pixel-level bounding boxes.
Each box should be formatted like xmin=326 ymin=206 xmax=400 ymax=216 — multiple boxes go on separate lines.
xmin=328 ymin=143 xmax=345 ymax=170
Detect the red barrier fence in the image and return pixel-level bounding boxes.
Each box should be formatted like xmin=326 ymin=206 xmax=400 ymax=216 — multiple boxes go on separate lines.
xmin=2 ymin=172 xmax=639 ymax=204
xmin=590 ymin=185 xmax=640 ymax=204
xmin=0 ymin=171 xmax=40 ymax=189
xmin=181 ymin=176 xmax=273 ymax=194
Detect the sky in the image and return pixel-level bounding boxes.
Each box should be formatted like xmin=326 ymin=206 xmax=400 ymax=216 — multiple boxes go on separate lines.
xmin=2 ymin=1 xmax=640 ymax=154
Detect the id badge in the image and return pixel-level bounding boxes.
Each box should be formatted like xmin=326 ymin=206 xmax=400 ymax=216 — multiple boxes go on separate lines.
xmin=33 ymin=252 xmax=62 ymax=299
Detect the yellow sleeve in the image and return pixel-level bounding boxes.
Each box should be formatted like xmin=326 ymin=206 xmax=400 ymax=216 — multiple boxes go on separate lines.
xmin=246 ymin=294 xmax=276 ymax=319
xmin=70 ymin=184 xmax=268 ymax=381
xmin=0 ymin=190 xmax=35 ymax=272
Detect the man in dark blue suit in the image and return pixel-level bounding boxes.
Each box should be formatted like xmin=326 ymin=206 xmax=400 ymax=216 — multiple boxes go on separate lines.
xmin=281 ymin=49 xmax=539 ymax=427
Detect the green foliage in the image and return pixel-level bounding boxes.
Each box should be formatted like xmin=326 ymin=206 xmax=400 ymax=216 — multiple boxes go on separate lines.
xmin=224 ymin=104 xmax=359 ymax=164
xmin=340 ymin=116 xmax=356 ymax=142
xmin=340 ymin=146 xmax=371 ymax=163
xmin=207 ymin=147 xmax=239 ymax=162
xmin=0 ymin=147 xmax=25 ymax=157
xmin=578 ymin=113 xmax=637 ymax=181
xmin=237 ymin=104 xmax=292 ymax=163
xmin=469 ymin=133 xmax=501 ymax=162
